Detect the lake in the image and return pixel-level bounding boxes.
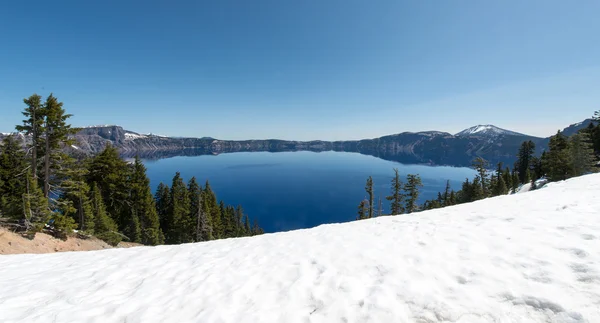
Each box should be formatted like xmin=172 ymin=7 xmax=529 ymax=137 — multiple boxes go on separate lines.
xmin=143 ymin=151 xmax=476 ymax=233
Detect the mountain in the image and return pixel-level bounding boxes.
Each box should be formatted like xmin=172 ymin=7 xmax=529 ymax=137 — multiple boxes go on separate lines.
xmin=2 ymin=173 xmax=598 ymax=322
xmin=0 ymin=119 xmax=593 ymax=167
xmin=455 ymin=125 xmax=528 ymax=138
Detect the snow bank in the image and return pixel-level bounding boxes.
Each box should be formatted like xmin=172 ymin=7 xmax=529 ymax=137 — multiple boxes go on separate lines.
xmin=1 ymin=175 xmax=599 ymax=323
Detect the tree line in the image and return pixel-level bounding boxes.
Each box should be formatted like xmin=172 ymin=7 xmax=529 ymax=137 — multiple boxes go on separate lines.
xmin=0 ymin=93 xmax=263 ymax=245
xmin=358 ymin=111 xmax=599 ymax=216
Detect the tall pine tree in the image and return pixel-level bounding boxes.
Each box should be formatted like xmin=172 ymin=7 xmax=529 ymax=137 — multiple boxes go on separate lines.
xmin=386 ymin=168 xmax=405 ymax=215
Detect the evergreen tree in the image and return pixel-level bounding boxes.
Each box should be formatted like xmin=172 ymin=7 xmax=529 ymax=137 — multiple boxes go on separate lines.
xmin=472 ymin=157 xmax=490 ymax=196
xmin=471 ymin=177 xmax=485 ymax=201
xmin=511 ymin=169 xmax=519 ymax=193
xmin=40 ymin=94 xmax=75 ymax=198
xmin=130 ymin=157 xmax=163 ymax=245
xmin=442 ymin=180 xmax=451 ymax=206
xmin=86 ymin=145 xmax=131 ymax=230
xmin=543 ymin=131 xmax=571 ymax=181
xmin=166 ymin=172 xmax=191 ymax=244
xmin=0 ymin=136 xmax=29 ymax=219
xmin=58 ymin=157 xmax=93 ymax=232
xmin=357 ymin=200 xmax=368 ymax=220
xmin=204 ymin=181 xmax=222 ymax=238
xmin=458 ymin=178 xmax=472 ymax=203
xmin=516 ymin=141 xmax=536 ymax=184
xmin=22 ymin=169 xmax=51 ymax=230
xmin=187 ymin=177 xmax=203 ymax=242
xmin=90 ymin=183 xmax=121 ymax=246
xmin=503 ymin=167 xmax=513 ymax=192
xmin=16 ymin=94 xmax=45 ymax=181
xmin=448 ymin=190 xmax=457 ymax=205
xmin=365 ymin=176 xmax=374 ymax=218
xmin=386 ymin=168 xmax=405 ymax=215
xmin=569 ymin=132 xmax=596 ymax=176
xmin=155 ymin=182 xmax=171 ymax=233
xmin=403 ymin=174 xmax=423 ymax=213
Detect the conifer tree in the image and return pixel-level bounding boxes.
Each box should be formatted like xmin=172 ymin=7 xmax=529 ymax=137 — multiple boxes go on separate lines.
xmin=40 ymin=94 xmax=75 ymax=198
xmin=503 ymin=167 xmax=512 ymax=191
xmin=130 ymin=157 xmax=163 ymax=245
xmin=448 ymin=190 xmax=457 ymax=205
xmin=516 ymin=141 xmax=536 ymax=184
xmin=403 ymin=174 xmax=423 ymax=213
xmin=386 ymin=168 xmax=405 ymax=215
xmin=166 ymin=172 xmax=191 ymax=244
xmin=442 ymin=180 xmax=451 ymax=206
xmin=357 ymin=200 xmax=368 ymax=220
xmin=511 ymin=169 xmax=519 ymax=193
xmin=543 ymin=131 xmax=571 ymax=181
xmin=472 ymin=157 xmax=490 ymax=196
xmin=0 ymin=136 xmax=28 ymax=219
xmin=569 ymin=132 xmax=596 ymax=176
xmin=458 ymin=178 xmax=472 ymax=203
xmin=23 ymin=169 xmax=51 ymax=230
xmin=90 ymin=183 xmax=121 ymax=246
xmin=187 ymin=177 xmax=203 ymax=241
xmin=16 ymin=94 xmax=45 ymax=181
xmin=204 ymin=181 xmax=222 ymax=238
xmin=58 ymin=158 xmax=93 ymax=232
xmin=86 ymin=145 xmax=131 ymax=229
xmin=365 ymin=176 xmax=374 ymax=218
xmin=155 ymin=182 xmax=171 ymax=232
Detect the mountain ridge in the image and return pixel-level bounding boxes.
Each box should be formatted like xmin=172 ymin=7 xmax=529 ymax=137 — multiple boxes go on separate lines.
xmin=0 ymin=119 xmax=595 ymax=167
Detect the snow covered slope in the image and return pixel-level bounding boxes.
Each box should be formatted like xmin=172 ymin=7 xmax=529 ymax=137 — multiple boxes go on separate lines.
xmin=455 ymin=124 xmax=528 ymax=137
xmin=1 ymin=175 xmax=599 ymax=323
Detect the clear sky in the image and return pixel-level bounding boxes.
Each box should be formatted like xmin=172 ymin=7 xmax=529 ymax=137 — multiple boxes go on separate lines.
xmin=1 ymin=0 xmax=599 ymax=140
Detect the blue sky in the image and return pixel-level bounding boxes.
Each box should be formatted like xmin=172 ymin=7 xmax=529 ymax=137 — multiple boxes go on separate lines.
xmin=1 ymin=0 xmax=598 ymax=140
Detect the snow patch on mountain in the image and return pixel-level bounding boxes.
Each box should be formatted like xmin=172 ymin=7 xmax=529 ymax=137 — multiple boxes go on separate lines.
xmin=1 ymin=174 xmax=599 ymax=322
xmin=455 ymin=124 xmax=527 ymax=137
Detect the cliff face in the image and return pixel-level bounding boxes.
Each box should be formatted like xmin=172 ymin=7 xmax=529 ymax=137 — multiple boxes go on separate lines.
xmin=1 ymin=119 xmax=594 ymax=167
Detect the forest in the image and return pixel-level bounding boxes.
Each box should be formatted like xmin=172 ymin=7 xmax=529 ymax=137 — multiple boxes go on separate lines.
xmin=0 ymin=94 xmax=263 ymax=246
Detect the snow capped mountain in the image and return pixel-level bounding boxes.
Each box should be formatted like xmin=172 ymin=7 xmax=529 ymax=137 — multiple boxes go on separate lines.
xmin=0 ymin=174 xmax=599 ymax=322
xmin=455 ymin=124 xmax=528 ymax=137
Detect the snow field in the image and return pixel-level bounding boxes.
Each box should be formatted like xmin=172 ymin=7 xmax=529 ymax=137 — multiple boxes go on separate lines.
xmin=0 ymin=174 xmax=599 ymax=322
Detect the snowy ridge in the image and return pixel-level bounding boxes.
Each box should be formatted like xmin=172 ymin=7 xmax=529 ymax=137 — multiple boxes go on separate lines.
xmin=455 ymin=124 xmax=527 ymax=137
xmin=1 ymin=175 xmax=599 ymax=322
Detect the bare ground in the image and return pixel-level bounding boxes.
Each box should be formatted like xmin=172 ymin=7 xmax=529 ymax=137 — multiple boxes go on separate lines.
xmin=0 ymin=226 xmax=142 ymax=255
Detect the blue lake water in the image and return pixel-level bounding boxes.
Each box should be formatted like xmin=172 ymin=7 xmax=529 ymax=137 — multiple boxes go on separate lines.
xmin=143 ymin=151 xmax=476 ymax=233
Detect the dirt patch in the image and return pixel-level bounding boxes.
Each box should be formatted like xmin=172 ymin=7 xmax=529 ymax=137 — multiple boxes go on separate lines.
xmin=0 ymin=227 xmax=143 ymax=255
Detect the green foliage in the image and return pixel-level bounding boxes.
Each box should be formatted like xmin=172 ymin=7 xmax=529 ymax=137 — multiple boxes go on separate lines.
xmin=569 ymin=131 xmax=596 ymax=176
xmin=165 ymin=172 xmax=191 ymax=244
xmin=472 ymin=157 xmax=490 ymax=196
xmin=386 ymin=168 xmax=405 ymax=215
xmin=516 ymin=141 xmax=536 ymax=184
xmin=16 ymin=94 xmax=45 ymax=181
xmin=130 ymin=157 xmax=163 ymax=245
xmin=357 ymin=200 xmax=368 ymax=220
xmin=543 ymin=131 xmax=571 ymax=181
xmin=51 ymin=214 xmax=76 ymax=240
xmin=0 ymin=136 xmax=29 ymax=219
xmin=90 ymin=183 xmax=121 ymax=245
xmin=403 ymin=174 xmax=423 ymax=213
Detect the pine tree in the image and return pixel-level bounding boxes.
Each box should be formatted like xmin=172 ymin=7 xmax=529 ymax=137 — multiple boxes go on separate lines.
xmin=516 ymin=141 xmax=536 ymax=184
xmin=365 ymin=176 xmax=374 ymax=218
xmin=471 ymin=177 xmax=484 ymax=201
xmin=90 ymin=183 xmax=121 ymax=246
xmin=386 ymin=168 xmax=405 ymax=215
xmin=543 ymin=131 xmax=571 ymax=181
xmin=503 ymin=166 xmax=512 ymax=191
xmin=204 ymin=181 xmax=222 ymax=238
xmin=22 ymin=169 xmax=51 ymax=230
xmin=458 ymin=178 xmax=472 ymax=203
xmin=58 ymin=157 xmax=93 ymax=232
xmin=357 ymin=200 xmax=368 ymax=220
xmin=130 ymin=157 xmax=163 ymax=245
xmin=16 ymin=94 xmax=45 ymax=182
xmin=155 ymin=182 xmax=171 ymax=234
xmin=0 ymin=136 xmax=29 ymax=219
xmin=40 ymin=94 xmax=76 ymax=198
xmin=403 ymin=174 xmax=423 ymax=213
xmin=569 ymin=132 xmax=596 ymax=176
xmin=448 ymin=190 xmax=457 ymax=205
xmin=442 ymin=180 xmax=451 ymax=206
xmin=166 ymin=172 xmax=191 ymax=244
xmin=187 ymin=177 xmax=203 ymax=242
xmin=472 ymin=157 xmax=490 ymax=196
xmin=511 ymin=169 xmax=519 ymax=193
xmin=86 ymin=145 xmax=131 ymax=230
